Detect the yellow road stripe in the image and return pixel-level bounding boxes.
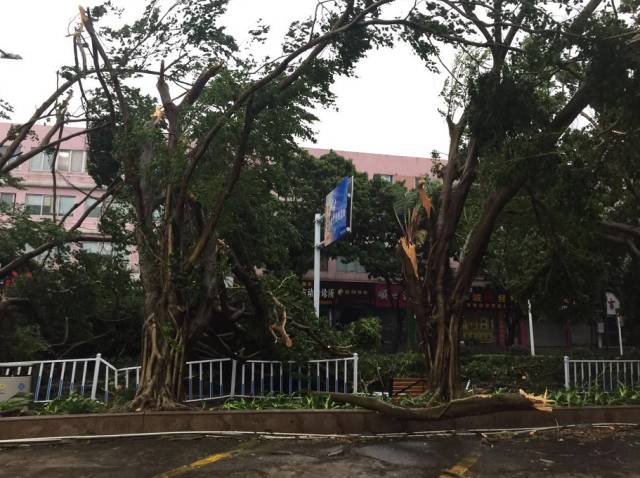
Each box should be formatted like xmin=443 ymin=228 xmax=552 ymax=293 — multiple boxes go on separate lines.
xmin=439 ymin=448 xmax=482 ymax=478
xmin=149 ymin=438 xmax=269 ymax=478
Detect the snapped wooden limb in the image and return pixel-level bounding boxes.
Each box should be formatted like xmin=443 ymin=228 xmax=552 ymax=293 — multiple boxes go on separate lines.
xmin=268 ymin=292 xmax=293 ymax=348
xmin=320 ymin=391 xmax=552 ymax=421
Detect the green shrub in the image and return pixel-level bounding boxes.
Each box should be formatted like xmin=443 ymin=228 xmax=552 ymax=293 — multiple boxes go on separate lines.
xmin=550 ymin=386 xmax=640 ymax=406
xmin=220 ymin=394 xmax=353 ymax=410
xmin=108 ymin=386 xmax=137 ymax=407
xmin=461 ymin=354 xmax=564 ymax=393
xmin=40 ymin=393 xmax=106 ymax=415
xmin=343 ymin=317 xmax=383 ymax=352
xmin=358 ymin=352 xmax=424 ymax=393
xmin=0 ymin=395 xmax=32 ymax=413
xmin=357 ymin=353 xmax=565 ymax=394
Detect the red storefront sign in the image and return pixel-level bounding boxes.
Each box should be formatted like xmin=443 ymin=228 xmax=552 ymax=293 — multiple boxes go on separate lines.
xmin=373 ymin=284 xmax=406 ymax=308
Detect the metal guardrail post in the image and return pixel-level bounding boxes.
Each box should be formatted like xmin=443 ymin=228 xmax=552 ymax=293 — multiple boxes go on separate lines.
xmin=90 ymin=353 xmax=102 ymax=401
xmin=352 ymin=353 xmax=359 ymax=394
xmin=230 ymin=360 xmax=237 ymax=397
xmin=564 ymin=356 xmax=570 ymax=390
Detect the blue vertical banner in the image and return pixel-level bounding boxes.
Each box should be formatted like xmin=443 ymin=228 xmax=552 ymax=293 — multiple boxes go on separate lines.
xmin=323 ymin=176 xmax=353 ymax=246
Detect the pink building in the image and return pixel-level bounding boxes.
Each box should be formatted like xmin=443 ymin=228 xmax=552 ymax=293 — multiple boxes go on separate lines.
xmin=306 ymin=147 xmax=439 ymax=189
xmin=305 ymin=147 xmax=439 ymax=284
xmin=0 ymin=122 xmax=111 ymax=254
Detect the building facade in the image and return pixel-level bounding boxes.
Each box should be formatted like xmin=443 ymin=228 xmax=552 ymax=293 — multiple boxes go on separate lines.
xmin=0 ymin=123 xmax=113 ymax=255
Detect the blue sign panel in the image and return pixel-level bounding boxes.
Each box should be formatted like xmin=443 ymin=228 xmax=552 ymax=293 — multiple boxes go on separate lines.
xmin=323 ymin=176 xmax=353 ymax=246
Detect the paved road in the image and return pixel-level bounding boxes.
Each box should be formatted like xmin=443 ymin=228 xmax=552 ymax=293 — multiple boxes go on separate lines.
xmin=2 ymin=425 xmax=640 ymax=477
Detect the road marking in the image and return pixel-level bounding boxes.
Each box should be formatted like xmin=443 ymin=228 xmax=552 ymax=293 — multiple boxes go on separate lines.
xmin=439 ymin=447 xmax=482 ymax=478
xmin=150 ymin=439 xmax=258 ymax=478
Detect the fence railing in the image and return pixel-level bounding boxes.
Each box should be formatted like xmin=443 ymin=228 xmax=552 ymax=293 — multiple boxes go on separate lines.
xmin=0 ymin=353 xmax=359 ymax=403
xmin=117 ymin=365 xmax=141 ymax=392
xmin=185 ymin=355 xmax=359 ymax=402
xmin=564 ymin=356 xmax=640 ymax=391
xmin=0 ymin=354 xmax=115 ymax=402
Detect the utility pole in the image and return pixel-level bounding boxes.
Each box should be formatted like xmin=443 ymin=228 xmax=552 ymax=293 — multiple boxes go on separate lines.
xmin=313 ymin=213 xmax=322 ymax=318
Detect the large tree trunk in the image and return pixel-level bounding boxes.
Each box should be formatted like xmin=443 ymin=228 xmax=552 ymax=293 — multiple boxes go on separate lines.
xmin=129 ymin=249 xmax=188 ymax=410
xmin=418 ymin=283 xmax=466 ymax=400
xmin=130 ymin=308 xmax=186 ymax=410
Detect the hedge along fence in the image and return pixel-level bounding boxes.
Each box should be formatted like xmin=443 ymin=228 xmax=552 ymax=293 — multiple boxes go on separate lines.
xmin=461 ymin=354 xmax=565 ymax=393
xmin=357 ymin=353 xmax=566 ymax=394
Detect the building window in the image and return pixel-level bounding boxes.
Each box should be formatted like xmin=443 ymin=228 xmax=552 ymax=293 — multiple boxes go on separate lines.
xmin=80 ymin=242 xmax=113 ymax=255
xmin=56 ymin=150 xmax=85 ymax=173
xmin=85 ymin=197 xmax=103 ymax=219
xmin=0 ymin=192 xmax=16 ymax=206
xmin=25 ymin=194 xmax=52 ymax=215
xmin=374 ymin=173 xmax=393 ymax=183
xmin=57 ymin=196 xmax=75 ymax=215
xmin=29 ymin=152 xmax=52 ymax=171
xmin=336 ymin=257 xmax=366 ymax=273
xmin=25 ymin=194 xmax=75 ymax=215
xmin=29 ymin=150 xmax=85 ymax=173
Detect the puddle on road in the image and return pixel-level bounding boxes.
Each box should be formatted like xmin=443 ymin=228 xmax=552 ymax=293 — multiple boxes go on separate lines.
xmin=353 ymin=440 xmax=453 ymax=467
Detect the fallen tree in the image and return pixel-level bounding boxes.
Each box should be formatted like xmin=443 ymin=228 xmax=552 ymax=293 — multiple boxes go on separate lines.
xmin=321 ymin=390 xmax=552 ymax=421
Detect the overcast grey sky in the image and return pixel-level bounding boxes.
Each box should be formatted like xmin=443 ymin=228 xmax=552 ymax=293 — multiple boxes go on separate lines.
xmin=0 ymin=0 xmax=450 ymax=157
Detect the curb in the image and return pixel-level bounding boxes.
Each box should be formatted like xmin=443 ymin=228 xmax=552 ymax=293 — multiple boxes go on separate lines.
xmin=1 ymin=407 xmax=639 ymax=441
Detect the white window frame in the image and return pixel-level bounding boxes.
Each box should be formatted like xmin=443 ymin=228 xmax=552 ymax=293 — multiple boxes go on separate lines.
xmin=80 ymin=241 xmax=113 ymax=256
xmin=0 ymin=192 xmax=16 ymax=206
xmin=29 ymin=149 xmax=86 ymax=173
xmin=25 ymin=194 xmax=51 ymax=215
xmin=25 ymin=194 xmax=76 ymax=216
xmin=375 ymin=173 xmax=394 ymax=183
xmin=29 ymin=151 xmax=51 ymax=171
xmin=56 ymin=150 xmax=86 ymax=173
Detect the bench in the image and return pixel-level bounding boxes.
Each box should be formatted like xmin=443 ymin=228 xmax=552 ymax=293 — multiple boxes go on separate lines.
xmin=391 ymin=377 xmax=428 ymax=398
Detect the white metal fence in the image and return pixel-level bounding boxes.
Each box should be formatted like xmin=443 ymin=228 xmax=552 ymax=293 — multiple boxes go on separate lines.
xmin=0 ymin=354 xmax=116 ymax=402
xmin=0 ymin=353 xmax=359 ymax=403
xmin=564 ymin=356 xmax=640 ymax=391
xmin=185 ymin=356 xmax=359 ymax=401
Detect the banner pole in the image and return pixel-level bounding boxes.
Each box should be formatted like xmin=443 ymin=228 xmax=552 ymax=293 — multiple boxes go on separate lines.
xmin=528 ymin=300 xmax=536 ymax=356
xmin=314 ymin=213 xmax=322 ymax=318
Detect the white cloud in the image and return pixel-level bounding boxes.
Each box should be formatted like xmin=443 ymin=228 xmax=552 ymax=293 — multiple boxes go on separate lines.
xmin=0 ymin=0 xmax=450 ymax=157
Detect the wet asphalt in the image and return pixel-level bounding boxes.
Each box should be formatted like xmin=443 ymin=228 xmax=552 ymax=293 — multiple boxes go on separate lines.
xmin=2 ymin=425 xmax=640 ymax=477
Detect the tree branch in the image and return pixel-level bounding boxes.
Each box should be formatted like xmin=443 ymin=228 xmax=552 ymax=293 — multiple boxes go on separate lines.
xmin=0 ymin=181 xmax=119 ymax=277
xmin=177 ymin=62 xmax=225 ymax=113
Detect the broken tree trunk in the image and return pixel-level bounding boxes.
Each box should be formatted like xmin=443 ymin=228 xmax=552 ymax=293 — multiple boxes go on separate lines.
xmin=322 ymin=391 xmax=551 ymax=421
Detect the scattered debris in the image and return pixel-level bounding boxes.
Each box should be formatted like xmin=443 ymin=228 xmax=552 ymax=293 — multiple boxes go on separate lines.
xmin=327 ymin=446 xmax=345 ymax=457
